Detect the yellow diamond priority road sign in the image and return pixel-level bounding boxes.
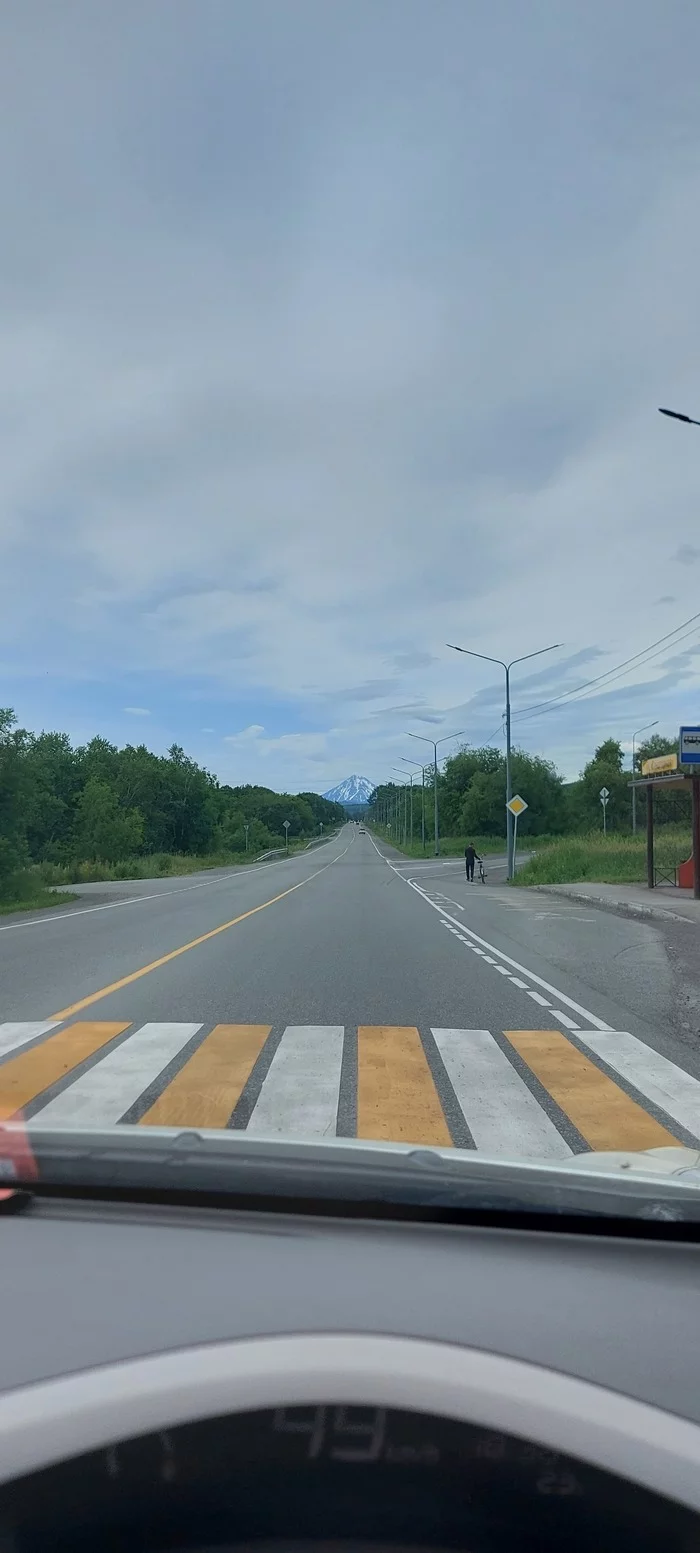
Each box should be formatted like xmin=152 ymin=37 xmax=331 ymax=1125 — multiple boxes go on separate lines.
xmin=506 ymin=794 xmax=528 ymax=817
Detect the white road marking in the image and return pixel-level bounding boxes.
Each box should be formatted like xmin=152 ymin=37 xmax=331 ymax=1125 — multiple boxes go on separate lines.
xmin=0 ymin=843 xmax=352 ymax=935
xmin=575 ymin=1031 xmax=700 ymax=1139
xmin=432 ymin=1029 xmax=572 ymax=1160
xmin=0 ymin=1022 xmax=60 ymax=1061
xmin=494 ymin=966 xmax=512 ymax=976
xmin=550 ymin=1010 xmax=581 ymax=1030
xmin=33 ymin=1023 xmax=203 ymax=1126
xmin=525 ymin=990 xmax=551 ymax=1007
xmin=509 ymin=977 xmax=530 ymax=990
xmin=368 ymin=831 xmax=613 ymax=1030
xmin=247 ymin=1025 xmax=344 ymax=1137
xmin=415 ymin=888 xmax=610 ymax=1025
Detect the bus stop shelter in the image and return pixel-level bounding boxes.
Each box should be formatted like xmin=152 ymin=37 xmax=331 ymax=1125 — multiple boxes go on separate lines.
xmin=629 ymin=771 xmax=700 ymax=898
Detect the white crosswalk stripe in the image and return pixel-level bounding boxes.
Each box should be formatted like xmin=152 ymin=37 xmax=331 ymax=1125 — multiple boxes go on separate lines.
xmin=4 ymin=1019 xmax=699 ymax=1153
xmin=575 ymin=1030 xmax=700 ymax=1139
xmin=246 ymin=1025 xmax=344 ymax=1137
xmin=431 ymin=1028 xmax=572 ymax=1160
xmin=0 ymin=1021 xmax=60 ymax=1061
xmin=34 ymin=1022 xmax=203 ymax=1128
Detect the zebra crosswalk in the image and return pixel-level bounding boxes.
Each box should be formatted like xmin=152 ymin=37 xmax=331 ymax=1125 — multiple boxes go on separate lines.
xmin=0 ymin=1019 xmax=699 ymax=1158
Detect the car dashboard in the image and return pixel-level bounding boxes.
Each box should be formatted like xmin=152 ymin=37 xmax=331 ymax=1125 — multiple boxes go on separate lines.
xmin=2 ymin=1402 xmax=696 ymax=1553
xmin=1 ymin=1183 xmax=700 ymax=1553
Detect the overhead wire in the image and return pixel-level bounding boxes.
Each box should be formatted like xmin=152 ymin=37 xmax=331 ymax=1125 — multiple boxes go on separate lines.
xmin=509 ymin=608 xmax=700 ymax=725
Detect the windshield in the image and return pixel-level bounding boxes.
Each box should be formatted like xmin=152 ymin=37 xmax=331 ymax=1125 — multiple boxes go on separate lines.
xmin=2 ymin=2 xmax=700 ymax=1210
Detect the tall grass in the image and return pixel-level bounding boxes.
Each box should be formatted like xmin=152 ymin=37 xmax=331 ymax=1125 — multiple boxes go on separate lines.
xmin=513 ymin=826 xmax=692 ymax=887
xmin=369 ymin=829 xmax=512 ymax=858
xmin=0 ymin=870 xmax=77 ymax=915
xmin=37 ymin=835 xmax=326 ymax=886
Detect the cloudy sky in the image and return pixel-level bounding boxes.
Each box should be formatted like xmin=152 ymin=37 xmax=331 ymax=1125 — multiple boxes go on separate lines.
xmin=3 ymin=1 xmax=700 ymax=793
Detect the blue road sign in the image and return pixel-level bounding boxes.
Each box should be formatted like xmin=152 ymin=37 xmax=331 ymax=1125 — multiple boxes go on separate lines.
xmin=679 ymin=727 xmax=700 ymax=765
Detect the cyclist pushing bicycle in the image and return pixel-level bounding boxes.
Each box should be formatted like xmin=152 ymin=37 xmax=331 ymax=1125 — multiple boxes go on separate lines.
xmin=464 ymin=842 xmax=484 ymax=883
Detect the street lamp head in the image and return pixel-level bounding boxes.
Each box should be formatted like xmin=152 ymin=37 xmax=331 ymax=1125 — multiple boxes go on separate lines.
xmin=659 ymin=407 xmax=690 ymax=422
xmin=447 ymin=642 xmax=562 ymax=671
xmin=659 ymin=406 xmax=700 ymax=426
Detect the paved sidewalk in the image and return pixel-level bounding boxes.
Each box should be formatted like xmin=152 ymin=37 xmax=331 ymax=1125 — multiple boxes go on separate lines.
xmin=533 ymin=880 xmax=700 ymax=925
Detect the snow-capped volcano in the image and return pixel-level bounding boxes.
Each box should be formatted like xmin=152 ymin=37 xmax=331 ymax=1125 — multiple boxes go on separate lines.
xmin=323 ymin=775 xmax=375 ymax=805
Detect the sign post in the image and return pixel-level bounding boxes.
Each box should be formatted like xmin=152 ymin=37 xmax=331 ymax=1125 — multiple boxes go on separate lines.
xmin=599 ymin=786 xmax=610 ymax=835
xmin=679 ymin=728 xmax=700 ymax=899
xmin=283 ymin=819 xmax=290 ymax=854
xmin=505 ymin=794 xmax=528 ymax=874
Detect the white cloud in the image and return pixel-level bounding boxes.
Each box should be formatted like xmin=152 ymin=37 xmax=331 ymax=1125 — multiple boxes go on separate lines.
xmin=3 ymin=3 xmax=700 ymax=790
xmin=123 ymin=706 xmax=151 ymax=716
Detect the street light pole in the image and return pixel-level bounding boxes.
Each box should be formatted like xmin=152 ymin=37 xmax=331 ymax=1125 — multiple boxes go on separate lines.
xmin=631 ymin=720 xmax=658 ymax=833
xmin=447 ymin=640 xmax=561 ymax=879
xmin=407 ymin=731 xmax=465 ymax=856
xmin=402 ymin=758 xmax=426 ymax=851
xmin=392 ymin=769 xmax=414 ymax=848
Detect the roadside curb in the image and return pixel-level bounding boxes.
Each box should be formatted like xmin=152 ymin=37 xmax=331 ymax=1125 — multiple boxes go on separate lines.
xmin=531 ymin=884 xmax=693 ymax=926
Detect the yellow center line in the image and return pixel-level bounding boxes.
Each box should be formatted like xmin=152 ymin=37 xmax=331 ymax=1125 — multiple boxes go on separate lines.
xmin=505 ymin=1029 xmax=681 ymax=1151
xmin=357 ymin=1025 xmax=453 ymax=1147
xmin=50 ymin=846 xmax=350 ymax=1022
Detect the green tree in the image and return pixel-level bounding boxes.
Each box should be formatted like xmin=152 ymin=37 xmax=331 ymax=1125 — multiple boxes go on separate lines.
xmin=574 ymin=740 xmax=629 ymax=831
xmin=23 ymin=731 xmax=82 ymax=861
xmin=72 ymin=779 xmax=144 ymax=862
xmin=0 ymin=709 xmax=31 ymax=889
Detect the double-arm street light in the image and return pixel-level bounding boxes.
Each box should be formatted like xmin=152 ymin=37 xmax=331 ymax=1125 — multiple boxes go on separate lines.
xmin=631 ymin=719 xmax=658 ymax=834
xmin=446 ymin=641 xmax=562 ymax=879
xmin=406 ymin=731 xmax=465 ymax=856
xmin=392 ymin=768 xmax=414 ymax=847
xmin=401 ymin=757 xmax=427 ymax=851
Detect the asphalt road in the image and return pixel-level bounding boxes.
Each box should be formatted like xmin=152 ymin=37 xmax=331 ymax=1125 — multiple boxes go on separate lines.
xmin=1 ymin=823 xmax=700 ymax=1158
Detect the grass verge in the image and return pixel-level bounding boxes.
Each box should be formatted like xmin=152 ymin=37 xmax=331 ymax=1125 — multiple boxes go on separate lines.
xmin=512 ymin=827 xmax=692 ymax=887
xmin=368 ymin=829 xmax=511 ymax=859
xmin=0 ymin=872 xmax=78 ymax=916
xmin=36 ymin=835 xmax=334 ymax=886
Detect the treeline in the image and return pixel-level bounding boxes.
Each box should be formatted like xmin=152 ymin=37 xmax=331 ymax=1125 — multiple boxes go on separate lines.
xmin=369 ymin=733 xmax=689 ymax=843
xmin=0 ymin=708 xmax=345 ymax=892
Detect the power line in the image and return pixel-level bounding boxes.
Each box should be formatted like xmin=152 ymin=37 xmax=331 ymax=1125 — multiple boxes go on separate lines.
xmin=511 ymin=608 xmax=700 ymax=726
xmin=557 ymin=622 xmax=700 ymax=708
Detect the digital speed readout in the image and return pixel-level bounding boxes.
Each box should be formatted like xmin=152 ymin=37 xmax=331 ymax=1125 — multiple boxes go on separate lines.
xmin=1 ymin=1404 xmax=697 ymax=1553
xmin=268 ymin=1408 xmax=580 ymax=1493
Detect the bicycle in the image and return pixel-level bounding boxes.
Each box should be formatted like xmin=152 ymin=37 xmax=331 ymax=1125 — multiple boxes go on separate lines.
xmin=477 ymin=858 xmax=486 ymax=884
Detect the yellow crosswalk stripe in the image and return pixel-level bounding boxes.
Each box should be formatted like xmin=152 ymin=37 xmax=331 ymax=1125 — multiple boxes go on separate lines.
xmin=0 ymin=1023 xmax=131 ymax=1121
xmin=2 ymin=1020 xmax=691 ymax=1152
xmin=504 ymin=1029 xmax=681 ymax=1150
xmin=138 ymin=1024 xmax=271 ymax=1129
xmin=357 ymin=1025 xmax=453 ymax=1147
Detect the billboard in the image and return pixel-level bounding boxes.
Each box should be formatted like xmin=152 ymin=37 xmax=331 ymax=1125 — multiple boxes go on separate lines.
xmin=641 ymin=753 xmax=678 ymax=776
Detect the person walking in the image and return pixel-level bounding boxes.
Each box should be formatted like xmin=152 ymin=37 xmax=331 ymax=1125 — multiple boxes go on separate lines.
xmin=465 ymin=842 xmax=480 ymax=883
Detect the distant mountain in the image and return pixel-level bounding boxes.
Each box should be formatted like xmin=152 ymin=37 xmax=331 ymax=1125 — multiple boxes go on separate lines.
xmin=323 ymin=774 xmax=375 ymax=806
